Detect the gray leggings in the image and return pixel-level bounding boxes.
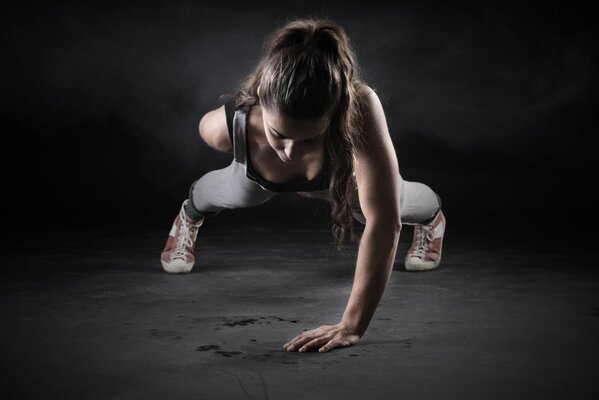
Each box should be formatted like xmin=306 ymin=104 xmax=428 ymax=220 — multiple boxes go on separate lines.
xmin=186 ymin=159 xmax=442 ymax=226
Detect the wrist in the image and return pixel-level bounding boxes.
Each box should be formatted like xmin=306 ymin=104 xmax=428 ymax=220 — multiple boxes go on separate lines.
xmin=339 ymin=320 xmax=363 ymax=337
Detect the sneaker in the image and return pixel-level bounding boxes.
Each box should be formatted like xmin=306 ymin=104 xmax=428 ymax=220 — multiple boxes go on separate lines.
xmin=160 ymin=199 xmax=205 ymax=273
xmin=404 ymin=209 xmax=446 ymax=271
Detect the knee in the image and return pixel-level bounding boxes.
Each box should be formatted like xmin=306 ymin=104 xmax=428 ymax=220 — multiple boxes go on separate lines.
xmin=187 ymin=180 xmax=222 ymax=218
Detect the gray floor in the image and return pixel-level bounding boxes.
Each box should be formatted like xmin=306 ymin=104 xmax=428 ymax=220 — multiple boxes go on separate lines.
xmin=2 ymin=222 xmax=598 ymax=399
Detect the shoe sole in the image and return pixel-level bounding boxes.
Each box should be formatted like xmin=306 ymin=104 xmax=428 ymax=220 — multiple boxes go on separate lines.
xmin=405 ymin=260 xmax=441 ymax=271
xmin=161 ymin=259 xmax=194 ymax=274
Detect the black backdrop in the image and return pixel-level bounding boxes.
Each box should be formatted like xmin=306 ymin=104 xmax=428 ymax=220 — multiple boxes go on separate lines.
xmin=2 ymin=0 xmax=597 ymax=234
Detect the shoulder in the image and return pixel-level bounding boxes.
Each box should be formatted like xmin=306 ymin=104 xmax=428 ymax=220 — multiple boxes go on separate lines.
xmin=357 ymin=83 xmax=375 ymax=98
xmin=354 ymin=83 xmax=389 ymax=148
xmin=356 ymin=83 xmax=383 ymax=127
xmin=358 ymin=84 xmax=383 ymax=115
xmin=198 ymin=104 xmax=233 ymax=154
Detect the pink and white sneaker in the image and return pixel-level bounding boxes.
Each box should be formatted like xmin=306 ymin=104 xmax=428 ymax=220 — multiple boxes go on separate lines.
xmin=160 ymin=199 xmax=205 ymax=273
xmin=404 ymin=209 xmax=446 ymax=271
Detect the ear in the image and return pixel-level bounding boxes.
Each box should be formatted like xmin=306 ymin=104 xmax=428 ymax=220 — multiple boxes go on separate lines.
xmin=257 ymin=84 xmax=261 ymax=100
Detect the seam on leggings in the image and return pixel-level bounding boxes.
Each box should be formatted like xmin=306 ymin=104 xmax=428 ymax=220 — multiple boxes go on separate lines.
xmin=187 ymin=180 xmax=218 ymax=219
xmin=187 ymin=180 xmax=203 ymax=215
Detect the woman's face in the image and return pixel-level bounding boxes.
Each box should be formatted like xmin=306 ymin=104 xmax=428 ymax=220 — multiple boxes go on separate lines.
xmin=260 ymin=107 xmax=330 ymax=164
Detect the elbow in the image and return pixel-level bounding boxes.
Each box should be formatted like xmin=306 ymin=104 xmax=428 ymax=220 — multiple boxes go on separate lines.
xmin=383 ymin=217 xmax=402 ymax=233
xmin=395 ymin=220 xmax=403 ymax=233
xmin=392 ymin=220 xmax=403 ymax=234
xmin=365 ymin=215 xmax=402 ymax=234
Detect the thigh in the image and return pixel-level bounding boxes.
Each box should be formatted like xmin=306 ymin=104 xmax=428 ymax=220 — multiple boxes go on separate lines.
xmin=397 ymin=178 xmax=439 ymax=224
xmin=193 ymin=160 xmax=280 ymax=211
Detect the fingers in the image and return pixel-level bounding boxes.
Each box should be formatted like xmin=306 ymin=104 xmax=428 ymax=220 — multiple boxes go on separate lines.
xmin=283 ymin=327 xmax=325 ymax=350
xmin=283 ymin=337 xmax=302 ymax=351
xmin=298 ymin=336 xmax=329 ymax=352
xmin=284 ymin=334 xmax=318 ymax=351
xmin=284 ymin=333 xmax=328 ymax=352
xmin=283 ymin=333 xmax=305 ymax=350
xmin=318 ymin=339 xmax=340 ymax=353
xmin=321 ymin=337 xmax=357 ymax=352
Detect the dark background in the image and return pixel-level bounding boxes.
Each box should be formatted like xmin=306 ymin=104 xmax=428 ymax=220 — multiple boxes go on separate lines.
xmin=2 ymin=0 xmax=597 ymax=235
xmin=1 ymin=3 xmax=598 ymax=397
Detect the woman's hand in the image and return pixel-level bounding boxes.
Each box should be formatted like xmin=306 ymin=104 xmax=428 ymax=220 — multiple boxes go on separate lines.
xmin=283 ymin=322 xmax=360 ymax=353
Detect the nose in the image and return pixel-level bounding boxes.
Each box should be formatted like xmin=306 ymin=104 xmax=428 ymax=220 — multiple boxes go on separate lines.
xmin=284 ymin=143 xmax=303 ymax=160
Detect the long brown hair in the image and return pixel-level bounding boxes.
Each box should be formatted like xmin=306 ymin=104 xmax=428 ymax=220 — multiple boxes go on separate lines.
xmin=220 ymin=18 xmax=370 ymax=250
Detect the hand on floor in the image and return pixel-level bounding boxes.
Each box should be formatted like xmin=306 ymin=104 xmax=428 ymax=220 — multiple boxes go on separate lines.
xmin=283 ymin=322 xmax=360 ymax=353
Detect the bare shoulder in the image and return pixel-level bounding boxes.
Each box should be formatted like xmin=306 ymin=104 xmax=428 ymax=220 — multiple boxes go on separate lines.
xmin=198 ymin=105 xmax=233 ymax=154
xmin=355 ymin=83 xmax=391 ymax=151
xmin=357 ymin=83 xmax=375 ymax=97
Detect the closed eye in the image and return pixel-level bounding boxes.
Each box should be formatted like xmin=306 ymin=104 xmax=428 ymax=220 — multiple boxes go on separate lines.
xmin=272 ymin=131 xmax=319 ymax=143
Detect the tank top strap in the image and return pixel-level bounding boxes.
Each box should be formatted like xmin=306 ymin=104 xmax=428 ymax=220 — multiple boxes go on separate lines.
xmin=224 ymin=99 xmax=248 ymax=165
xmin=224 ymin=99 xmax=235 ymax=146
xmin=232 ymin=106 xmax=248 ymax=165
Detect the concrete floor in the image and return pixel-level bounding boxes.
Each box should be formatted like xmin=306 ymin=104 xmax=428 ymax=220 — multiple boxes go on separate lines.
xmin=2 ymin=221 xmax=598 ymax=399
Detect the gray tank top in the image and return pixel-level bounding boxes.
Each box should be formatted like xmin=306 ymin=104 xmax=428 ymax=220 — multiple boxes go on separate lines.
xmin=224 ymin=99 xmax=331 ymax=193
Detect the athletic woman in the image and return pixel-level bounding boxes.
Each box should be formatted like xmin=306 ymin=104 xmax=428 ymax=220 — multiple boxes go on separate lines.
xmin=161 ymin=18 xmax=446 ymax=353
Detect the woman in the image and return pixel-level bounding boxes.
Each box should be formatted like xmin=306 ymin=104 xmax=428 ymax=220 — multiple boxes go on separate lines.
xmin=161 ymin=18 xmax=446 ymax=353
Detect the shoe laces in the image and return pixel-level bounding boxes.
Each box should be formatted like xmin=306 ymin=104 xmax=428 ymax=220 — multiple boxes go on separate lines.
xmin=410 ymin=224 xmax=434 ymax=259
xmin=171 ymin=216 xmax=201 ymax=260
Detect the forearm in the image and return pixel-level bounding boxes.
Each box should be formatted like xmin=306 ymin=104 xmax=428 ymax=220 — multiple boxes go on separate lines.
xmin=340 ymin=222 xmax=401 ymax=337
